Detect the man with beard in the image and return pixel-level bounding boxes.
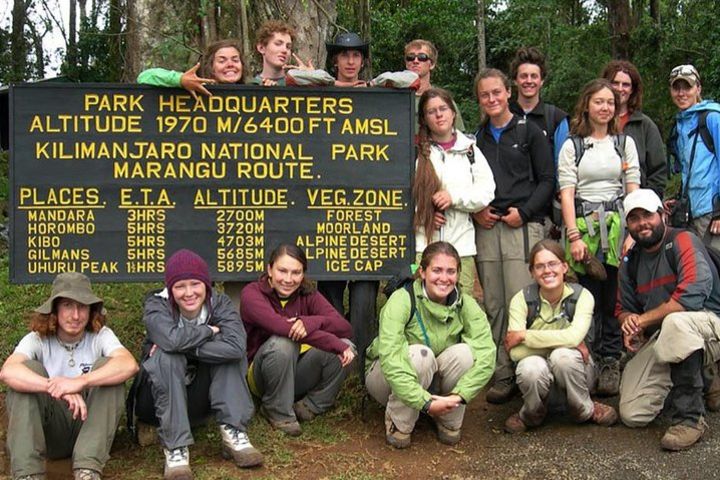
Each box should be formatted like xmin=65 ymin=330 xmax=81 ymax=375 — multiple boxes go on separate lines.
xmin=617 ymin=188 xmax=720 ymax=451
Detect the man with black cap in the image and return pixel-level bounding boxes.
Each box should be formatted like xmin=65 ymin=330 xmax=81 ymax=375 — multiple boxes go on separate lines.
xmin=131 ymin=249 xmax=262 ymax=479
xmin=617 ymin=188 xmax=720 ymax=451
xmin=0 ymin=272 xmax=139 ymax=480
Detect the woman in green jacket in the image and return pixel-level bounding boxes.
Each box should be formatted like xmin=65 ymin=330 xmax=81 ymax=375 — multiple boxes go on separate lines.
xmin=365 ymin=241 xmax=495 ymax=449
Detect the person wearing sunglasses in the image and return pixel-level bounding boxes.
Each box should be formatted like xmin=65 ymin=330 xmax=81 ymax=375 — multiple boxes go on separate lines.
xmin=503 ymin=239 xmax=617 ymax=433
xmin=404 ymin=39 xmax=465 ymax=133
xmin=667 ymin=64 xmax=720 ymax=249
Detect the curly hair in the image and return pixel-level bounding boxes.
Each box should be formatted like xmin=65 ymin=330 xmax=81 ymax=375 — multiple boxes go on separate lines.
xmin=569 ymin=79 xmax=620 ymax=138
xmin=601 ymin=60 xmax=643 ymax=112
xmin=413 ymin=88 xmax=457 ymax=240
xmin=29 ymin=302 xmax=106 ymax=338
xmin=255 ymin=20 xmax=296 ymax=47
xmin=509 ymin=46 xmax=547 ymax=80
xmin=200 ymin=39 xmax=246 ymax=84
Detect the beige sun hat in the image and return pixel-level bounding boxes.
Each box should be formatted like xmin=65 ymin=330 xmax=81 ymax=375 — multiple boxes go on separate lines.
xmin=35 ymin=272 xmax=104 ymax=314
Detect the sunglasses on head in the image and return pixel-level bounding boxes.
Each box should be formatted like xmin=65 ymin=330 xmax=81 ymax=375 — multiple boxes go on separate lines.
xmin=670 ymin=64 xmax=699 ymax=80
xmin=405 ymin=53 xmax=431 ymax=62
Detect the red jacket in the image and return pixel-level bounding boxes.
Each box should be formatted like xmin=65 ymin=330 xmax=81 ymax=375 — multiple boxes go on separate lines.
xmin=240 ymin=276 xmax=353 ymax=362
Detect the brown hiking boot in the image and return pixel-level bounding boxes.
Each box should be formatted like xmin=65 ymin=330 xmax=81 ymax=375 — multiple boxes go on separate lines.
xmin=219 ymin=424 xmax=263 ymax=468
xmin=435 ymin=423 xmax=461 ymax=446
xmin=661 ymin=417 xmax=708 ymax=451
xmin=260 ymin=405 xmax=302 ymax=437
xmin=163 ymin=447 xmax=193 ymax=480
xmin=590 ymin=401 xmax=618 ymax=426
xmin=486 ymin=378 xmax=519 ymax=404
xmin=293 ymin=400 xmax=317 ymax=422
xmin=385 ymin=414 xmax=411 ymax=449
xmin=583 ymin=255 xmax=607 ymax=281
xmin=504 ymin=413 xmax=527 ymax=434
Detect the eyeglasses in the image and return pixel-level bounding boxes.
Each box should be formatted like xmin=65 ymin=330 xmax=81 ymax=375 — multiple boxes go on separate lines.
xmin=670 ymin=64 xmax=699 ymax=81
xmin=405 ymin=53 xmax=432 ymax=62
xmin=425 ymin=105 xmax=450 ymax=117
xmin=531 ymin=260 xmax=563 ymax=273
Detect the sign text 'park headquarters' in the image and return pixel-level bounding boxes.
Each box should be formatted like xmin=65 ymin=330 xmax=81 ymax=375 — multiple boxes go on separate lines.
xmin=10 ymin=84 xmax=414 ymax=283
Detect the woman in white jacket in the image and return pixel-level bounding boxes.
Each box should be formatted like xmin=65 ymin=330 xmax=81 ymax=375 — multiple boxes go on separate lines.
xmin=413 ymin=88 xmax=496 ymax=294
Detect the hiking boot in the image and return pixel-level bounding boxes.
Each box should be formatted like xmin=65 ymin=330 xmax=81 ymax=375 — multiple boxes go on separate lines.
xmin=583 ymin=255 xmax=607 ymax=281
xmin=590 ymin=401 xmax=618 ymax=426
xmin=293 ymin=400 xmax=317 ymax=422
xmin=596 ymin=357 xmax=620 ymax=396
xmin=219 ymin=424 xmax=263 ymax=468
xmin=660 ymin=417 xmax=708 ymax=451
xmin=385 ymin=414 xmax=411 ymax=449
xmin=163 ymin=446 xmax=192 ymax=480
xmin=136 ymin=420 xmax=160 ymax=447
xmin=504 ymin=413 xmax=527 ymax=434
xmin=73 ymin=469 xmax=101 ymax=480
xmin=435 ymin=423 xmax=461 ymax=446
xmin=260 ymin=405 xmax=302 ymax=437
xmin=486 ymin=378 xmax=518 ymax=404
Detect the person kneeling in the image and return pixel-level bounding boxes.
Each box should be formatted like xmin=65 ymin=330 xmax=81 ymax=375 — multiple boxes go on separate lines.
xmin=240 ymin=244 xmax=356 ymax=436
xmin=0 ymin=272 xmax=139 ymax=480
xmin=503 ymin=240 xmax=617 ymax=433
xmin=133 ymin=249 xmax=262 ymax=479
xmin=365 ymin=241 xmax=496 ymax=448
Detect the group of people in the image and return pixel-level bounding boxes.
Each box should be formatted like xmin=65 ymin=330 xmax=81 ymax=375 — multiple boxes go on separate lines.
xmin=4 ymin=17 xmax=720 ymax=480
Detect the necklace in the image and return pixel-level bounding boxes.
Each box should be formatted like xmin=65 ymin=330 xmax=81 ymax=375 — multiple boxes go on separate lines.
xmin=58 ymin=338 xmax=80 ymax=367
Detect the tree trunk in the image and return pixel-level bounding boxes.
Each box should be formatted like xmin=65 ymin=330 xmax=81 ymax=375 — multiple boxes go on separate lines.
xmin=67 ymin=0 xmax=78 ymax=78
xmin=476 ymin=0 xmax=485 ymax=70
xmin=249 ymin=0 xmax=337 ymax=75
xmin=106 ymin=0 xmax=123 ymax=81
xmin=27 ymin=19 xmax=45 ymax=78
xmin=236 ymin=0 xmax=251 ymax=63
xmin=123 ymin=0 xmax=142 ymax=82
xmin=607 ymin=0 xmax=631 ymax=59
xmin=10 ymin=0 xmax=29 ymax=81
xmin=650 ymin=0 xmax=660 ymax=25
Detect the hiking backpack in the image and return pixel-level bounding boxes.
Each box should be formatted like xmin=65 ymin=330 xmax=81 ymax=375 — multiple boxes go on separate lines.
xmin=522 ymin=282 xmax=584 ymax=328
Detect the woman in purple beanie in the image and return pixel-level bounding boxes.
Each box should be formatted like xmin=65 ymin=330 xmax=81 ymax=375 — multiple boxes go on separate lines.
xmin=129 ymin=249 xmax=262 ymax=479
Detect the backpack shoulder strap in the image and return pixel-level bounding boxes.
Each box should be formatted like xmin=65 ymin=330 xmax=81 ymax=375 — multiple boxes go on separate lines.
xmin=698 ymin=110 xmax=715 ymax=155
xmin=562 ymin=283 xmax=584 ymax=321
xmin=613 ymin=133 xmax=627 ymax=160
xmin=523 ymin=283 xmax=540 ymax=329
xmin=571 ymin=135 xmax=585 ymax=167
xmin=403 ymin=281 xmax=416 ymax=326
xmin=543 ymin=103 xmax=556 ymax=138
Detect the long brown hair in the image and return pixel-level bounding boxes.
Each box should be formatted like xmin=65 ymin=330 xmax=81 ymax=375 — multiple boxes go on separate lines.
xmin=601 ymin=60 xmax=643 ymax=112
xmin=569 ymin=79 xmax=620 ymax=137
xmin=200 ymin=39 xmax=246 ymax=84
xmin=29 ymin=301 xmax=106 ymax=338
xmin=413 ymin=88 xmax=456 ymax=238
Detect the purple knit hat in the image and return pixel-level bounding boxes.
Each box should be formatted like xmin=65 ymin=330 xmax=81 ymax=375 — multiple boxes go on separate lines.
xmin=165 ymin=249 xmax=212 ymax=311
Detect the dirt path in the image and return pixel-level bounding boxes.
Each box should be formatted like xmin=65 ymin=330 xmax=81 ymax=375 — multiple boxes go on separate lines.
xmin=4 ymin=392 xmax=720 ymax=479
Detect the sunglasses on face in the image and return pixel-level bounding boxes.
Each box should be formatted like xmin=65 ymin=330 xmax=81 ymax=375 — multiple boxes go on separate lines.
xmin=405 ymin=53 xmax=431 ymax=62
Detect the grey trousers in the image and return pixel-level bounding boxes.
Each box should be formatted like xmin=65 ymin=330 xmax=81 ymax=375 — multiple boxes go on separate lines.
xmin=365 ymin=343 xmax=474 ymax=433
xmin=692 ymin=214 xmax=720 ymax=250
xmin=252 ymin=335 xmax=355 ymax=422
xmin=475 ymin=221 xmax=543 ymax=382
xmin=515 ymin=349 xmax=596 ymax=426
xmin=6 ymin=359 xmax=124 ymax=477
xmin=138 ymin=350 xmax=254 ymax=449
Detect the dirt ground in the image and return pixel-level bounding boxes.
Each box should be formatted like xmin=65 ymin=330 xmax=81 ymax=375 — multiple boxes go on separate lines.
xmin=5 ymin=389 xmax=720 ymax=480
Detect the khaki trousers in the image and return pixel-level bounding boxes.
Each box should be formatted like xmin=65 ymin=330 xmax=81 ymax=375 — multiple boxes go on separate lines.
xmin=475 ymin=221 xmax=544 ymax=381
xmin=365 ymin=343 xmax=473 ymax=433
xmin=619 ymin=310 xmax=720 ymax=427
xmin=516 ymin=349 xmax=596 ymax=425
